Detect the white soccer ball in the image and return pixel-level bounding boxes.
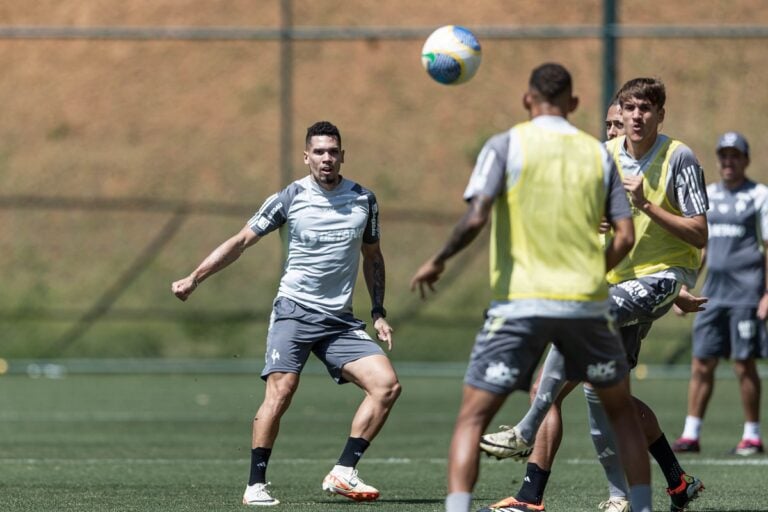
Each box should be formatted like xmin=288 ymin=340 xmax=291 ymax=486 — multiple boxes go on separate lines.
xmin=421 ymin=25 xmax=482 ymax=85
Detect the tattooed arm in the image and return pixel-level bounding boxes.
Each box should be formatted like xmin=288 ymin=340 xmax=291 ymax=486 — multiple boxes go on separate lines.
xmin=410 ymin=194 xmax=494 ymax=299
xmin=361 ymin=240 xmax=393 ymax=350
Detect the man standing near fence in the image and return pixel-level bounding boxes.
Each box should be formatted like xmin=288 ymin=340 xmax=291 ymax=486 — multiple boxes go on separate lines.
xmin=172 ymin=120 xmax=401 ymax=506
xmin=672 ymin=131 xmax=768 ymax=456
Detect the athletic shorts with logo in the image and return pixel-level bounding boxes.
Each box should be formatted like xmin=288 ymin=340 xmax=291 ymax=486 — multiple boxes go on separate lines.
xmin=261 ymin=297 xmax=385 ymax=383
xmin=464 ymin=315 xmax=629 ymax=395
xmin=610 ymin=276 xmax=681 ymax=368
xmin=692 ymin=305 xmax=768 ymax=360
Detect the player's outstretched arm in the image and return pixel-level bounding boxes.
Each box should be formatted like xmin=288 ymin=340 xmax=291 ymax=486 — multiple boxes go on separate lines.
xmin=171 ymin=225 xmax=261 ymax=301
xmin=410 ymin=194 xmax=493 ymax=299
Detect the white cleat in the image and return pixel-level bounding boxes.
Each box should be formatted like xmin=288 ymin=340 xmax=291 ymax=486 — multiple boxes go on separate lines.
xmin=598 ymin=497 xmax=630 ymax=512
xmin=321 ymin=465 xmax=380 ymax=502
xmin=242 ymin=482 xmax=280 ymax=506
xmin=479 ymin=425 xmax=533 ymax=461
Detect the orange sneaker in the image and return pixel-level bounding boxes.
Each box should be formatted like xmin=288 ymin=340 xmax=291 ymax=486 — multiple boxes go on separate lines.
xmin=321 ymin=466 xmax=380 ymax=502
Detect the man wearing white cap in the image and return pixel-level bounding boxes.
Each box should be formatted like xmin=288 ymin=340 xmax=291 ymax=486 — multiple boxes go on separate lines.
xmin=673 ymin=131 xmax=768 ymax=456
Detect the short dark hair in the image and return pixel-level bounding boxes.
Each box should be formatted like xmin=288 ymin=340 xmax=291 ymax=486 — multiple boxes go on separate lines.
xmin=305 ymin=121 xmax=341 ymax=147
xmin=616 ymin=77 xmax=666 ymax=109
xmin=528 ymin=63 xmax=572 ymax=101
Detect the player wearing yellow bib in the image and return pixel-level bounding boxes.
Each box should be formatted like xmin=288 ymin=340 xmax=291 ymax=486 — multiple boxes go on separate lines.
xmin=411 ymin=63 xmax=652 ymax=512
xmin=478 ymin=78 xmax=709 ymax=512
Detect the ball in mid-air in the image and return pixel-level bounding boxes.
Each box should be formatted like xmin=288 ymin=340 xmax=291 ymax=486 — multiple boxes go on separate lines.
xmin=421 ymin=25 xmax=482 ymax=85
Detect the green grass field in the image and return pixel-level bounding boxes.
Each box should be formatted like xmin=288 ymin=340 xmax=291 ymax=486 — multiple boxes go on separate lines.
xmin=1 ymin=370 xmax=766 ymax=512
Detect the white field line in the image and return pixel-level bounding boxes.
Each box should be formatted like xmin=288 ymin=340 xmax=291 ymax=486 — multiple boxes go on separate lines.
xmin=2 ymin=457 xmax=767 ymax=466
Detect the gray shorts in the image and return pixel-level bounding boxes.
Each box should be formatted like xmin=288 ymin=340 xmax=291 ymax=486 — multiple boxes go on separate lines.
xmin=692 ymin=306 xmax=768 ymax=360
xmin=464 ymin=314 xmax=629 ymax=395
xmin=610 ymin=276 xmax=680 ymax=368
xmin=261 ymin=297 xmax=385 ymax=383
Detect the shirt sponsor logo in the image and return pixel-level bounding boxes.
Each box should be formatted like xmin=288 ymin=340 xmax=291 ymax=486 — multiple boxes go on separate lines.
xmin=299 ymin=228 xmax=364 ymax=245
xmin=709 ymin=223 xmax=746 ymax=238
xmin=616 ymin=280 xmax=648 ymax=299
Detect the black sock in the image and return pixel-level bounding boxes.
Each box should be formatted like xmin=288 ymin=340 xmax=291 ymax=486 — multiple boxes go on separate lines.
xmin=648 ymin=433 xmax=684 ymax=488
xmin=337 ymin=437 xmax=370 ymax=468
xmin=516 ymin=463 xmax=551 ymax=505
xmin=248 ymin=447 xmax=272 ymax=485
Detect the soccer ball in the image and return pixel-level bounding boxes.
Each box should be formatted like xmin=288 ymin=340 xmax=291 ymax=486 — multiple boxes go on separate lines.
xmin=421 ymin=25 xmax=482 ymax=85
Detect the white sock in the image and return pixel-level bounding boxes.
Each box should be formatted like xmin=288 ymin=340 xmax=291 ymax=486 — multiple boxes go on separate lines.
xmin=681 ymin=415 xmax=702 ymax=440
xmin=743 ymin=421 xmax=761 ymax=441
xmin=332 ymin=464 xmax=354 ymax=476
xmin=446 ymin=492 xmax=472 ymax=512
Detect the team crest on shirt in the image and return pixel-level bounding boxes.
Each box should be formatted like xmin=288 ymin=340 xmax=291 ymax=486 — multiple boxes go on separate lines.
xmin=484 ymin=361 xmax=519 ymax=387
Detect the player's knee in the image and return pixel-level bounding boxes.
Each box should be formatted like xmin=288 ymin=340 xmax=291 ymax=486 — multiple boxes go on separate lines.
xmin=375 ymin=378 xmax=401 ymax=405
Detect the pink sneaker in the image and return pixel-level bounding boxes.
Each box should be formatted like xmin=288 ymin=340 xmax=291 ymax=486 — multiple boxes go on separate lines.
xmin=731 ymin=438 xmax=764 ymax=456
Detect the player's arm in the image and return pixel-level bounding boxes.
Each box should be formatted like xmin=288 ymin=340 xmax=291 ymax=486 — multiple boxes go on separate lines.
xmin=603 ymin=156 xmax=634 ymax=271
xmin=625 ymin=185 xmax=708 ymax=248
xmin=172 ymin=225 xmax=261 ymax=301
xmin=361 ymin=240 xmax=393 ymax=349
xmin=760 ymin=242 xmax=768 ymax=320
xmin=605 ymin=217 xmax=634 ymax=271
xmin=410 ymin=194 xmax=494 ymax=299
xmin=623 ymin=150 xmax=709 ymax=248
xmin=673 ymin=247 xmax=708 ymax=316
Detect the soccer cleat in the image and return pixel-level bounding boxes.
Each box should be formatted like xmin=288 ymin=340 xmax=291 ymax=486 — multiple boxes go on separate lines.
xmin=598 ymin=497 xmax=629 ymax=512
xmin=242 ymin=482 xmax=280 ymax=506
xmin=671 ymin=437 xmax=701 ymax=453
xmin=321 ymin=466 xmax=380 ymax=502
xmin=667 ymin=473 xmax=704 ymax=512
xmin=730 ymin=438 xmax=764 ymax=456
xmin=479 ymin=425 xmax=533 ymax=461
xmin=476 ymin=496 xmax=545 ymax=512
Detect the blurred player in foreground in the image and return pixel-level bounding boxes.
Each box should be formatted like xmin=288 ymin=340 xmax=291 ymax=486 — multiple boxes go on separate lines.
xmin=410 ymin=62 xmax=652 ymax=512
xmin=673 ymin=132 xmax=768 ymax=456
xmin=172 ymin=121 xmax=400 ymax=506
xmin=479 ymin=77 xmax=709 ymax=512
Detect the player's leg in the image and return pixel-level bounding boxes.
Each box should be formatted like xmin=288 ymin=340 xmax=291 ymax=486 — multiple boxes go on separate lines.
xmin=583 ymin=383 xmax=630 ymax=511
xmin=456 ymin=316 xmax=550 ymax=512
xmin=480 ymin=346 xmax=573 ymax=460
xmin=564 ymin=318 xmax=651 ymax=512
xmin=244 ymin=371 xmax=301 ymax=506
xmin=506 ymin=380 xmax=581 ymax=506
xmin=245 ymin=299 xmax=318 ymax=506
xmin=447 ymin=385 xmax=508 ymax=512
xmin=612 ymin=278 xmax=705 ymax=510
xmin=673 ymin=356 xmax=717 ymax=453
xmin=674 ymin=305 xmax=726 ymax=453
xmin=730 ymin=308 xmax=765 ymax=455
xmin=591 ymin=382 xmax=651 ymax=512
xmin=318 ymin=329 xmax=400 ymax=501
xmin=732 ymin=358 xmax=763 ymax=454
